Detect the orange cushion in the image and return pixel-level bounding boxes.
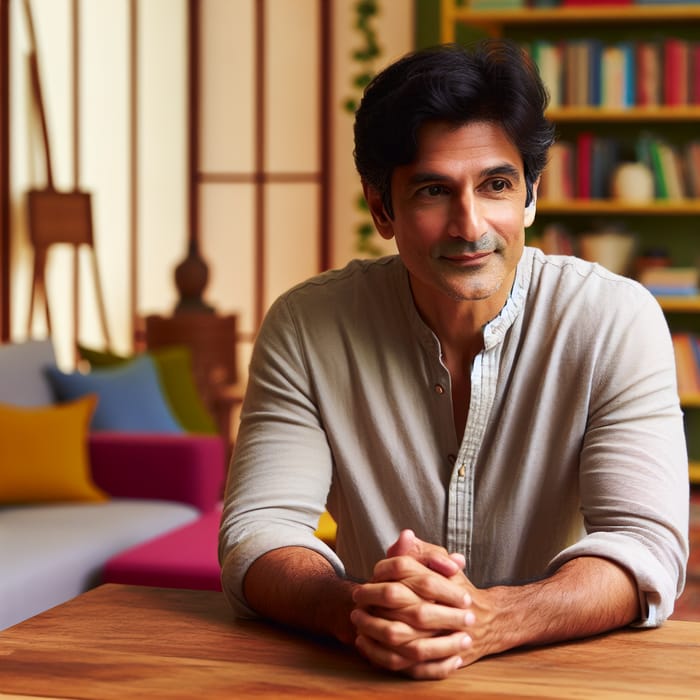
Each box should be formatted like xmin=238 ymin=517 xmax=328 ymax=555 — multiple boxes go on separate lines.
xmin=0 ymin=396 xmax=107 ymax=503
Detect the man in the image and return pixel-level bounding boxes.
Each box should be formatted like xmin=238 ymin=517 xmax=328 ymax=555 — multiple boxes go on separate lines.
xmin=219 ymin=41 xmax=689 ymax=680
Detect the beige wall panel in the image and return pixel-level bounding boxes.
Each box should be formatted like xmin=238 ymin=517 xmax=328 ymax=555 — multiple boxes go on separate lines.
xmin=11 ymin=0 xmax=74 ymax=365
xmin=331 ymin=0 xmax=412 ymax=269
xmin=200 ymin=0 xmax=255 ymax=173
xmin=28 ymin=0 xmax=73 ymax=188
xmin=199 ymin=182 xmax=254 ymax=327
xmin=79 ymin=0 xmax=130 ymax=355
xmin=265 ymin=0 xmax=318 ymax=172
xmin=138 ymin=0 xmax=188 ymax=323
xmin=265 ymin=183 xmax=318 ymax=307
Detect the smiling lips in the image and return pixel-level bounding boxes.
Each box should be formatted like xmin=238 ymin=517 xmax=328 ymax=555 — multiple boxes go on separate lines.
xmin=443 ymin=251 xmax=492 ymax=265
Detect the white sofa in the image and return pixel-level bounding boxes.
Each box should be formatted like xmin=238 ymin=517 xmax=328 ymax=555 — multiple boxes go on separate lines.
xmin=0 ymin=339 xmax=225 ymax=630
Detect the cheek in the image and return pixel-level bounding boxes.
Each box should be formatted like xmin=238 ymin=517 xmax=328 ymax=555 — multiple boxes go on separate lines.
xmin=412 ymin=206 xmax=451 ymax=238
xmin=394 ymin=208 xmax=446 ymax=246
xmin=488 ymin=207 xmax=526 ymax=240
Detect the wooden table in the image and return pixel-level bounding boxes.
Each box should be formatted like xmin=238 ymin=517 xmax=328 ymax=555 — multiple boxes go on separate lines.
xmin=0 ymin=585 xmax=699 ymax=700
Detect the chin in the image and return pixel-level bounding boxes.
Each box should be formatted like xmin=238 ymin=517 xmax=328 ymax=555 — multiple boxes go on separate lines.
xmin=446 ymin=276 xmax=505 ymax=302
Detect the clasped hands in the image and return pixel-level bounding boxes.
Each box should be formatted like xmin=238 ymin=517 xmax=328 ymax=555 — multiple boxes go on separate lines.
xmin=350 ymin=529 xmax=492 ymax=680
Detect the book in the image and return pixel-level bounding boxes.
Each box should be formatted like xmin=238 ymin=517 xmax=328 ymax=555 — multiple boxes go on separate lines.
xmin=640 ymin=266 xmax=699 ymax=295
xmin=532 ymin=41 xmax=563 ymax=108
xmin=647 ymin=138 xmax=669 ymax=199
xmin=684 ymin=141 xmax=700 ymax=197
xmin=658 ymin=142 xmax=686 ymax=199
xmin=590 ymin=137 xmax=618 ymax=199
xmin=587 ymin=40 xmax=603 ymax=107
xmin=691 ymin=42 xmax=700 ymax=105
xmin=576 ymin=132 xmax=594 ymax=199
xmin=601 ymin=44 xmax=625 ymax=108
xmin=664 ymin=38 xmax=689 ymax=106
xmin=671 ymin=333 xmax=700 ymax=396
xmin=540 ymin=141 xmax=574 ymax=200
xmin=636 ymin=41 xmax=661 ymax=107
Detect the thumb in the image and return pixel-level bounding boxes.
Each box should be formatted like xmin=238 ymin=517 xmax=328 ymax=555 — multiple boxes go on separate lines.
xmin=386 ymin=529 xmax=417 ymax=558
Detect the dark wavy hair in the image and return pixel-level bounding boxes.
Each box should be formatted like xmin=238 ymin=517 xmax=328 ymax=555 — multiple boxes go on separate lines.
xmin=353 ymin=40 xmax=555 ymax=216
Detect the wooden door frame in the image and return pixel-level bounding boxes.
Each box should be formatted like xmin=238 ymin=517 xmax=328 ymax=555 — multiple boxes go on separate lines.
xmin=1 ymin=0 xmax=9 ymax=341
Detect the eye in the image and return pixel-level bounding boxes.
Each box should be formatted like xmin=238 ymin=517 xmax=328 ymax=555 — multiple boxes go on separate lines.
xmin=418 ymin=184 xmax=450 ymax=197
xmin=489 ymin=178 xmax=510 ymax=193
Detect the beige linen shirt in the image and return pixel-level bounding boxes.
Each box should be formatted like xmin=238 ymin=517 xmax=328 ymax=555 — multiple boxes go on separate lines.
xmin=219 ymin=247 xmax=689 ymax=625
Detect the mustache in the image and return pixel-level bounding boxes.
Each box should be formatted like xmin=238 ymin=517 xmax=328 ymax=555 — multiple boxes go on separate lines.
xmin=432 ymin=233 xmax=502 ymax=258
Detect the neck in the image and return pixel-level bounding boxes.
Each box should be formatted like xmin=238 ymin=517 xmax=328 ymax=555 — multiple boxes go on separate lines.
xmin=410 ymin=278 xmax=513 ymax=360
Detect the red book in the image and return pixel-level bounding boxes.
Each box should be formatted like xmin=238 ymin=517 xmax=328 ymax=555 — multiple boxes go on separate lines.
xmin=576 ymin=132 xmax=594 ymax=200
xmin=664 ymin=38 xmax=689 ymax=106
xmin=691 ymin=42 xmax=700 ymax=105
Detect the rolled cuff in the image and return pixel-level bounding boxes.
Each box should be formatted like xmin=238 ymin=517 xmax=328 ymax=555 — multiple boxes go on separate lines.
xmin=547 ymin=532 xmax=685 ymax=627
xmin=220 ymin=526 xmax=346 ymax=619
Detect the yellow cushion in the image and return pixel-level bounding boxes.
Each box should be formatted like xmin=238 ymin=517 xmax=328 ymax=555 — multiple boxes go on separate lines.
xmin=314 ymin=510 xmax=337 ymax=547
xmin=0 ymin=396 xmax=107 ymax=504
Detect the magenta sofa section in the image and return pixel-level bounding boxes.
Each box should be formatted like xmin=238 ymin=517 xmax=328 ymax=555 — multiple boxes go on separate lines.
xmin=102 ymin=505 xmax=223 ymax=591
xmin=89 ymin=432 xmax=226 ymax=511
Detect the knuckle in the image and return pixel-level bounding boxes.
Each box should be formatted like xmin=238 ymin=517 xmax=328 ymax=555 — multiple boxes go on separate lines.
xmin=381 ymin=582 xmax=406 ymax=606
xmin=386 ymin=652 xmax=410 ymax=672
xmin=384 ymin=622 xmax=407 ymax=647
xmin=413 ymin=603 xmax=433 ymax=627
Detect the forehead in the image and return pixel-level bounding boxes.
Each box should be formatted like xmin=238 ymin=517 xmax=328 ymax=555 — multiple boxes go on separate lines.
xmin=409 ymin=120 xmax=523 ymax=173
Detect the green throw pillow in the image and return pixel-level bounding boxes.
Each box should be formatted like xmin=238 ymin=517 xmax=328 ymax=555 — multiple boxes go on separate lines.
xmin=77 ymin=344 xmax=217 ymax=435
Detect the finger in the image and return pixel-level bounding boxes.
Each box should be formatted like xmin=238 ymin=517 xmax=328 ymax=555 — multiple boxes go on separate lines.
xmin=387 ymin=530 xmax=462 ymax=578
xmin=355 ymin=631 xmax=469 ymax=677
xmin=449 ymin=552 xmax=467 ymax=570
xmin=353 ymin=596 xmax=475 ymax=635
xmin=351 ymin=607 xmax=435 ymax=647
xmin=369 ymin=561 xmax=472 ymax=608
xmin=386 ymin=529 xmax=417 ymax=558
xmin=353 ymin=581 xmax=422 ymax=610
xmin=403 ymin=654 xmax=465 ymax=681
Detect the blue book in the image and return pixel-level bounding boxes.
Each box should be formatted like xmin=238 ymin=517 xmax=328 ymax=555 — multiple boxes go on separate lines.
xmin=619 ymin=41 xmax=636 ymax=107
xmin=588 ymin=40 xmax=603 ymax=107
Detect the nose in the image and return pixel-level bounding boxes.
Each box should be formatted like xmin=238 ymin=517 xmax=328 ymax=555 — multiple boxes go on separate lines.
xmin=448 ymin=191 xmax=486 ymax=242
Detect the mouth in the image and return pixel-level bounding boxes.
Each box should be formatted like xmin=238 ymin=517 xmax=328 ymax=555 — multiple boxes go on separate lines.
xmin=441 ymin=251 xmax=492 ymax=265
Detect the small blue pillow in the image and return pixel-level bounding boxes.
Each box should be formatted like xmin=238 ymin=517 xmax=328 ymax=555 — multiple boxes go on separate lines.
xmin=45 ymin=355 xmax=184 ymax=434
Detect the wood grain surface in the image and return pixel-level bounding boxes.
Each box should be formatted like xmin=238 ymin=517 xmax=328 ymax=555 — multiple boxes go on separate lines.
xmin=1 ymin=584 xmax=699 ymax=700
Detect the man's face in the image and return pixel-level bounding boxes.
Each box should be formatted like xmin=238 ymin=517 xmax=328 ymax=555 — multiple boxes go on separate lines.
xmin=367 ymin=120 xmax=533 ymax=311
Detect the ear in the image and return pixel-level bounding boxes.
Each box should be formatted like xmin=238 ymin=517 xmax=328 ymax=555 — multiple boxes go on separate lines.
xmin=362 ymin=182 xmax=395 ymax=240
xmin=523 ymin=178 xmax=539 ymax=228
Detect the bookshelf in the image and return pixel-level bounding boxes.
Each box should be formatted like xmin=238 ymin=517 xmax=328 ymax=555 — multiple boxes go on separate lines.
xmin=439 ymin=1 xmax=700 ymax=484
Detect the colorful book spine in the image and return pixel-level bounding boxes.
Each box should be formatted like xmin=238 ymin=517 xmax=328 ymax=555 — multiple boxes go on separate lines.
xmin=664 ymin=38 xmax=689 ymax=106
xmin=636 ymin=41 xmax=661 ymax=107
xmin=671 ymin=333 xmax=700 ymax=397
xmin=529 ymin=35 xmax=697 ymax=110
xmin=576 ymin=132 xmax=594 ymax=199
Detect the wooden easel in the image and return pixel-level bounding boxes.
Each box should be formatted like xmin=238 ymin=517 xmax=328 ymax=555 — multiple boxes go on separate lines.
xmin=23 ymin=0 xmax=111 ymax=349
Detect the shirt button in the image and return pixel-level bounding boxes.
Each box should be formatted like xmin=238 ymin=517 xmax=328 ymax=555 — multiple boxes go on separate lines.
xmin=434 ymin=384 xmax=445 ymax=394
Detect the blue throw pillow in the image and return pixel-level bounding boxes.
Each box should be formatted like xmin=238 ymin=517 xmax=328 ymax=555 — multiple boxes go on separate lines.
xmin=45 ymin=355 xmax=184 ymax=434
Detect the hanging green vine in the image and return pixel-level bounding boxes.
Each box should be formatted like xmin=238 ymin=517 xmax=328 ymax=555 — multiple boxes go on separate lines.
xmin=344 ymin=0 xmax=382 ymax=255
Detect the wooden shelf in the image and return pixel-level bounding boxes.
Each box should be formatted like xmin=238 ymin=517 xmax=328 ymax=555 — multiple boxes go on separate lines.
xmin=547 ymin=106 xmax=700 ymax=122
xmin=657 ymin=297 xmax=700 ymax=313
xmin=681 ymin=392 xmax=700 ymax=407
xmin=537 ymin=199 xmax=700 ymax=215
xmin=448 ymin=6 xmax=700 ymax=27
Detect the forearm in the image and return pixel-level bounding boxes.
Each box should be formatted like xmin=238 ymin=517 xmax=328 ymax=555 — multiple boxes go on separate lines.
xmin=480 ymin=556 xmax=640 ymax=657
xmin=243 ymin=546 xmax=358 ymax=645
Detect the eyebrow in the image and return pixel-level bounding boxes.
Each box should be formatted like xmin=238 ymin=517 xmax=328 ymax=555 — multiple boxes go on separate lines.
xmin=407 ymin=163 xmax=522 ymax=185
